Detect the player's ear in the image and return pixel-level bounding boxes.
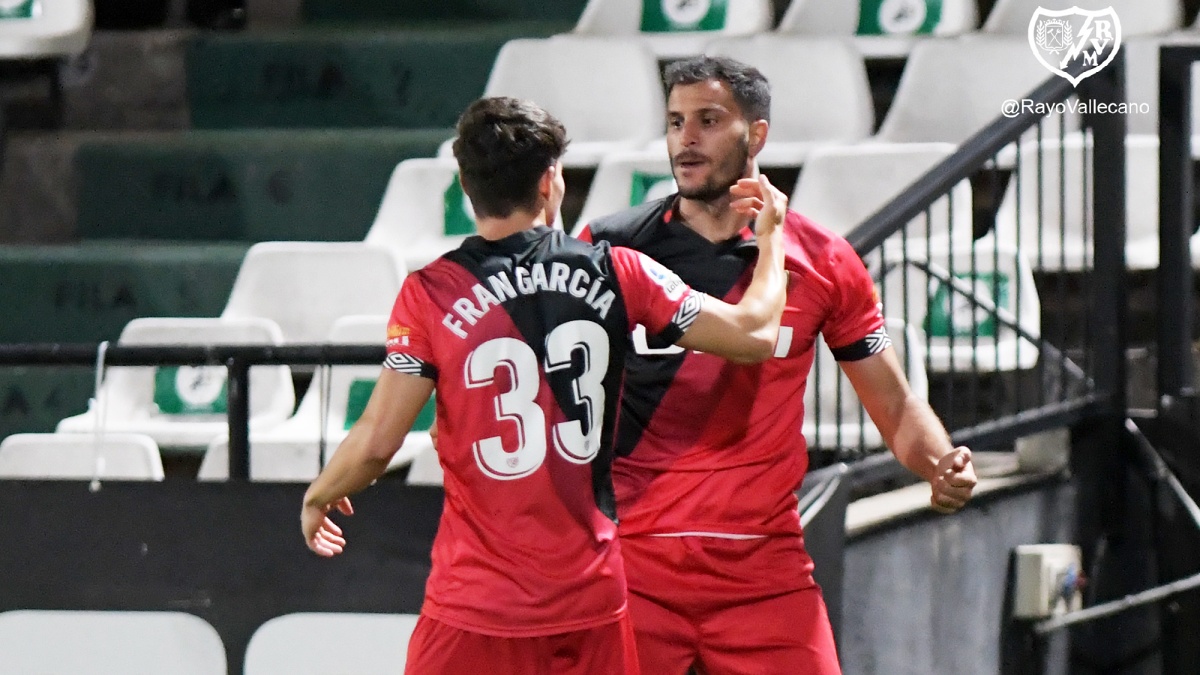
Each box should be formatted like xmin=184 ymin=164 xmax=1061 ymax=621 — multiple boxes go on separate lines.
xmin=536 ymin=163 xmax=556 ymax=201
xmin=748 ymin=119 xmax=769 ymax=158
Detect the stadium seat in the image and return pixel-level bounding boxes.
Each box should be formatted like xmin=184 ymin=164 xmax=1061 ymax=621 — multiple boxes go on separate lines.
xmin=571 ymin=0 xmax=772 ymax=58
xmin=775 ymin=0 xmax=859 ymax=35
xmin=364 ymin=157 xmax=475 ymax=274
xmin=878 ymin=244 xmax=1041 ymax=373
xmin=56 ymin=317 xmax=295 ymax=452
xmin=790 ymin=142 xmax=971 ymax=246
xmin=0 ymin=432 xmax=164 ymax=480
xmin=76 ymin=129 xmax=448 ymax=243
xmin=244 ymin=612 xmax=420 ymax=674
xmin=221 ymin=241 xmax=404 ymax=344
xmin=450 ymin=37 xmax=664 ymax=168
xmin=406 ymin=443 xmax=444 ymax=485
xmin=1121 ymin=35 xmax=1200 ymax=138
xmin=982 ymin=0 xmax=1180 ymax=37
xmin=989 ymin=134 xmax=1161 ymax=271
xmin=803 ymin=318 xmax=927 ymax=452
xmin=874 ymin=37 xmax=1057 ymax=144
xmin=704 ymin=36 xmax=874 ymax=167
xmin=198 ymin=315 xmax=434 ymax=481
xmin=778 ymin=0 xmax=978 ymax=59
xmin=0 ymin=0 xmax=92 ymax=58
xmin=0 ymin=610 xmax=226 ymax=675
xmin=573 ymin=148 xmax=675 ymax=235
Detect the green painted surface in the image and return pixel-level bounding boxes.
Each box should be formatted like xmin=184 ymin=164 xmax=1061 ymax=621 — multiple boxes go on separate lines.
xmin=76 ymin=129 xmax=449 ymax=242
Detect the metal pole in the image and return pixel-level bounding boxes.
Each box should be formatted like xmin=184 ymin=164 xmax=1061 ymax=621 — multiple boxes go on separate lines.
xmin=225 ymin=358 xmax=251 ymax=482
xmin=1158 ymin=46 xmax=1198 ymax=402
xmin=1083 ymin=51 xmax=1127 ymax=414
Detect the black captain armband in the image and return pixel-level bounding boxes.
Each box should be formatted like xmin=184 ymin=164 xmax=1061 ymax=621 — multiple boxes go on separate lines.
xmin=830 ymin=327 xmax=892 ymax=362
xmin=384 ymin=353 xmax=439 ymax=379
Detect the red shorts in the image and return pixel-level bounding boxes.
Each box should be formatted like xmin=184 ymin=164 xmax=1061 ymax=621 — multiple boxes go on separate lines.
xmin=404 ymin=614 xmax=639 ymax=675
xmin=622 ymin=535 xmax=841 ymax=675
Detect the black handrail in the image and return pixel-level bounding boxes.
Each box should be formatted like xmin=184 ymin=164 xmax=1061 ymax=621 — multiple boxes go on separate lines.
xmin=848 ymin=60 xmax=1088 ymax=254
xmin=0 ymin=343 xmax=386 ymax=481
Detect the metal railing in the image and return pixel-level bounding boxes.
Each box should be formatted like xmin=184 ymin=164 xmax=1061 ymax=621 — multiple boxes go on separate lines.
xmin=807 ymin=53 xmax=1127 ymax=468
xmin=0 ymin=343 xmax=385 ymax=480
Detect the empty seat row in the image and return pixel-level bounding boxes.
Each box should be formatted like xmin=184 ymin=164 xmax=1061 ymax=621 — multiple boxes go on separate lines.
xmin=571 ymin=0 xmax=1183 ymax=58
xmin=0 ymin=609 xmax=421 ymax=674
xmin=463 ymin=32 xmax=1068 ymax=172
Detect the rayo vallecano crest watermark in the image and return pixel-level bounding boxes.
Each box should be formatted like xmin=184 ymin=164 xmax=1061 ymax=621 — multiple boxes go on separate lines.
xmin=1028 ymin=6 xmax=1121 ymax=87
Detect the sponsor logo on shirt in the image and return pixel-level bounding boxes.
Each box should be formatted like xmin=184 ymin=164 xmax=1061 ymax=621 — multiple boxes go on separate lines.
xmin=639 ymin=256 xmax=686 ymax=302
xmin=387 ymin=324 xmax=411 ymax=346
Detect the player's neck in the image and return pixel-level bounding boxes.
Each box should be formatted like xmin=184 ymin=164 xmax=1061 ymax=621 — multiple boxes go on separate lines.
xmin=678 ymin=193 xmax=751 ymax=244
xmin=475 ymin=206 xmax=554 ymax=241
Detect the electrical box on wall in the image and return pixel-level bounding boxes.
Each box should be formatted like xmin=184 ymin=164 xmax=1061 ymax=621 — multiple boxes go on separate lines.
xmin=1013 ymin=544 xmax=1085 ymax=619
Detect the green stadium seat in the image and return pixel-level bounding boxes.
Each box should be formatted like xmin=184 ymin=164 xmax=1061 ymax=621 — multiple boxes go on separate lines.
xmin=0 ymin=241 xmax=248 ymax=442
xmin=0 ymin=242 xmax=247 ymax=343
xmin=186 ymin=27 xmax=561 ymax=129
xmin=75 ymin=128 xmax=449 ymax=242
xmin=300 ymin=0 xmax=587 ymax=24
xmin=75 ymin=127 xmax=451 ymax=240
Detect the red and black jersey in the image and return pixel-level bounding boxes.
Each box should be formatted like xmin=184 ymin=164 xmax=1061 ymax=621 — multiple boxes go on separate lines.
xmin=385 ymin=225 xmax=702 ymax=637
xmin=580 ymin=198 xmax=886 ymax=555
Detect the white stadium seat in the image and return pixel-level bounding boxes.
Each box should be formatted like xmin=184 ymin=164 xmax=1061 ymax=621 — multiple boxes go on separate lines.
xmin=457 ymin=37 xmax=664 ymax=168
xmin=56 ymin=317 xmax=295 ymax=452
xmin=221 ymin=241 xmax=403 ymax=344
xmin=0 ymin=432 xmax=164 ymax=480
xmin=244 ymin=613 xmax=420 ymax=675
xmin=0 ymin=610 xmax=226 ymax=675
xmin=199 ymin=315 xmax=433 ymax=482
xmin=572 ymin=0 xmax=773 ymax=58
xmin=705 ymin=36 xmax=874 ymax=167
xmin=983 ymin=0 xmax=1180 ymax=37
xmin=0 ymin=0 xmax=92 ymax=58
xmin=364 ymin=157 xmax=475 ymax=273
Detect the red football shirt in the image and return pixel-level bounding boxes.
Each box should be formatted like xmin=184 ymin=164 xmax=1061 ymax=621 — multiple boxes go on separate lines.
xmin=581 ymin=205 xmax=886 ymax=549
xmin=385 ymin=226 xmax=702 ymax=637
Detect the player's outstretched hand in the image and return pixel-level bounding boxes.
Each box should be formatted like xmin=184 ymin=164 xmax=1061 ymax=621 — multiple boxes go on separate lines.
xmin=302 ymin=496 xmax=354 ymax=557
xmin=730 ymin=174 xmax=788 ymax=236
xmin=930 ymin=447 xmax=977 ymax=514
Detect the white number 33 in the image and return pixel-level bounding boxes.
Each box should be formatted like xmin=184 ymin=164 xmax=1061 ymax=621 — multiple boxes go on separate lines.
xmin=464 ymin=320 xmax=609 ymax=480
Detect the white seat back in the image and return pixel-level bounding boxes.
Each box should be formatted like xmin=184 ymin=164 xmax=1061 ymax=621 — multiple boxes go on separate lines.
xmin=878 ymin=244 xmax=1041 ymax=373
xmin=875 ymin=37 xmax=1057 ymax=144
xmin=55 ymin=317 xmax=295 ymax=450
xmin=706 ymin=36 xmax=873 ymax=165
xmin=574 ymin=0 xmax=772 ymax=57
xmin=365 ymin=157 xmax=474 ymax=273
xmin=792 ymin=142 xmax=971 ymax=246
xmin=482 ymin=37 xmax=665 ymax=166
xmin=222 ymin=242 xmax=403 ymax=344
xmin=990 ymin=134 xmax=1160 ymax=271
xmin=0 ymin=0 xmax=92 ymax=58
xmin=776 ymin=0 xmax=859 ymax=34
xmin=0 ymin=432 xmax=164 ymax=480
xmin=198 ymin=315 xmax=432 ymax=481
xmin=0 ymin=610 xmax=226 ymax=674
xmin=803 ymin=318 xmax=927 ymax=452
xmin=245 ymin=613 xmax=420 ymax=675
xmin=983 ymin=0 xmax=1181 ymax=37
xmin=575 ymin=149 xmax=675 ymax=234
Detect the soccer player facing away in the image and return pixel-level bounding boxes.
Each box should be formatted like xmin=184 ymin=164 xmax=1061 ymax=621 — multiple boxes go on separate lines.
xmin=300 ymin=96 xmax=792 ymax=675
xmin=578 ymin=57 xmax=979 ymax=674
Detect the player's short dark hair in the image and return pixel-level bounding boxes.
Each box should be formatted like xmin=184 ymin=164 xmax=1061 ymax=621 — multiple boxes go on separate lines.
xmin=452 ymin=96 xmax=569 ymax=219
xmin=664 ymin=56 xmax=771 ymax=123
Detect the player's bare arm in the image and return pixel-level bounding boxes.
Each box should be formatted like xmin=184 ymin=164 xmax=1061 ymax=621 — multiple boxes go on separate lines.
xmin=840 ymin=349 xmax=978 ymax=513
xmin=301 ymin=369 xmax=436 ymax=556
xmin=674 ymin=174 xmax=789 ymax=363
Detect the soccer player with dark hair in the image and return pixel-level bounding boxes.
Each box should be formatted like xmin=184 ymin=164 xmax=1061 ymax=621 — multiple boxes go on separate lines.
xmin=578 ymin=56 xmax=979 ymax=674
xmin=300 ymin=95 xmax=793 ymax=674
